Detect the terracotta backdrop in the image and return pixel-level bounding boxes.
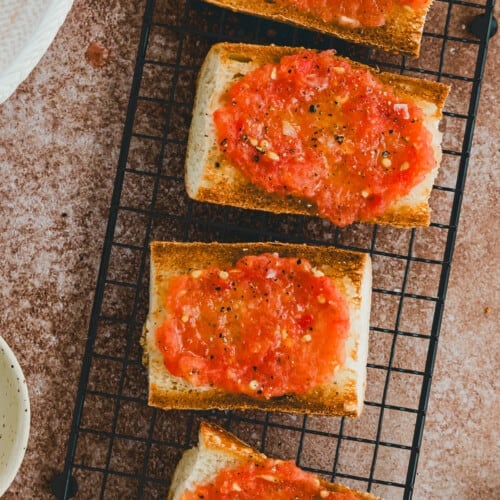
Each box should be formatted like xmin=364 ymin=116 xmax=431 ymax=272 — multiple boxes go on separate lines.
xmin=0 ymin=0 xmax=498 ymax=498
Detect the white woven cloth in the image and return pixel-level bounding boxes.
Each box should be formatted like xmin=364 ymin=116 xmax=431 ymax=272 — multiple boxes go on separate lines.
xmin=0 ymin=0 xmax=74 ymax=104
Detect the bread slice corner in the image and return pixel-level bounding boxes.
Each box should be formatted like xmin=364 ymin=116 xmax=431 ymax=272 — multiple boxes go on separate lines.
xmin=168 ymin=422 xmax=265 ymax=500
xmin=168 ymin=421 xmax=382 ymax=499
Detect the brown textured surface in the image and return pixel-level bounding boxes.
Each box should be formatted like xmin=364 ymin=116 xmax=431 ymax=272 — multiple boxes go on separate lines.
xmin=0 ymin=1 xmax=145 ymax=498
xmin=0 ymin=0 xmax=498 ymax=499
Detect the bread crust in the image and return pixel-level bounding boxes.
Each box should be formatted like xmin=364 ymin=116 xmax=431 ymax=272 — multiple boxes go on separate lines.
xmin=143 ymin=241 xmax=372 ymax=417
xmin=202 ymin=0 xmax=433 ymax=57
xmin=185 ymin=43 xmax=450 ymax=229
xmin=168 ymin=422 xmax=381 ymax=499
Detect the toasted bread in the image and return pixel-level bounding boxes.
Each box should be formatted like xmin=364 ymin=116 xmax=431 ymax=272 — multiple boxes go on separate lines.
xmin=202 ymin=0 xmax=432 ymax=57
xmin=142 ymin=241 xmax=372 ymax=417
xmin=168 ymin=421 xmax=381 ymax=499
xmin=185 ymin=42 xmax=450 ymax=228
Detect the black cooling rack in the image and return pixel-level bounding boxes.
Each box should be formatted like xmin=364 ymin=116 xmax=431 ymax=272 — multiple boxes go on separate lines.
xmin=54 ymin=0 xmax=496 ymax=498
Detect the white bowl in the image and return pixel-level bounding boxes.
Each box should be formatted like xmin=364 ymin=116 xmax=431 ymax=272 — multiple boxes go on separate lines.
xmin=0 ymin=336 xmax=30 ymax=497
xmin=0 ymin=0 xmax=75 ymax=104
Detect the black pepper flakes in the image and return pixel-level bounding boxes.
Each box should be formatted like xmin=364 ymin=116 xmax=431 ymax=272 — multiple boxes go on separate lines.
xmin=309 ymin=104 xmax=317 ymax=113
xmin=334 ymin=135 xmax=344 ymax=144
xmin=220 ymin=138 xmax=228 ymax=147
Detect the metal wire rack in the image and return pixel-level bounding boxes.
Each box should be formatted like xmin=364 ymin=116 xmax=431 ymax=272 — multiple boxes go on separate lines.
xmin=54 ymin=0 xmax=495 ymax=498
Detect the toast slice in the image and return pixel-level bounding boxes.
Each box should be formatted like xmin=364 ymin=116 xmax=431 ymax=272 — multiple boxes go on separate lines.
xmin=202 ymin=0 xmax=432 ymax=57
xmin=168 ymin=421 xmax=381 ymax=499
xmin=142 ymin=241 xmax=372 ymax=417
xmin=185 ymin=42 xmax=450 ymax=228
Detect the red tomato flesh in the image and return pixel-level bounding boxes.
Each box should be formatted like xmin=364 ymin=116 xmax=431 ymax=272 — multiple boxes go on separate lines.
xmin=156 ymin=254 xmax=350 ymax=398
xmin=181 ymin=459 xmax=359 ymax=500
xmin=278 ymin=0 xmax=431 ymax=28
xmin=214 ymin=50 xmax=435 ymax=226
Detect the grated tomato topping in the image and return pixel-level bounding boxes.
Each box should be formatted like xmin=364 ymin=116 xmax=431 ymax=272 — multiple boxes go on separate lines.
xmin=214 ymin=50 xmax=435 ymax=226
xmin=277 ymin=0 xmax=431 ymax=28
xmin=181 ymin=458 xmax=359 ymax=499
xmin=156 ymin=253 xmax=350 ymax=398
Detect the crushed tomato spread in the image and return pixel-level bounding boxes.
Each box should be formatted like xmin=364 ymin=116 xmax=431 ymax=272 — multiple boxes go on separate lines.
xmin=156 ymin=253 xmax=350 ymax=398
xmin=277 ymin=0 xmax=431 ymax=28
xmin=181 ymin=458 xmax=359 ymax=499
xmin=214 ymin=50 xmax=435 ymax=226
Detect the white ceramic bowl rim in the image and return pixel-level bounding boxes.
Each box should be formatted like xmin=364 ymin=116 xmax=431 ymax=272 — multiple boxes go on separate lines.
xmin=0 ymin=336 xmax=30 ymax=497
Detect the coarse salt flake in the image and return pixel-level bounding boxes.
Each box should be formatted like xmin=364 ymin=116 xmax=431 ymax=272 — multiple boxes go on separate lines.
xmin=249 ymin=380 xmax=259 ymax=390
xmin=266 ymin=268 xmax=278 ymax=279
xmin=394 ymin=103 xmax=410 ymax=119
xmin=258 ymin=475 xmax=278 ymax=483
xmin=312 ymin=267 xmax=325 ymax=277
xmin=282 ymin=120 xmax=297 ymax=137
xmin=338 ymin=15 xmax=360 ymax=28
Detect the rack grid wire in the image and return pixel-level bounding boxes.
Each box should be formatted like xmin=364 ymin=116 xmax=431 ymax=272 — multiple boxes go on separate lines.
xmin=57 ymin=0 xmax=495 ymax=498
